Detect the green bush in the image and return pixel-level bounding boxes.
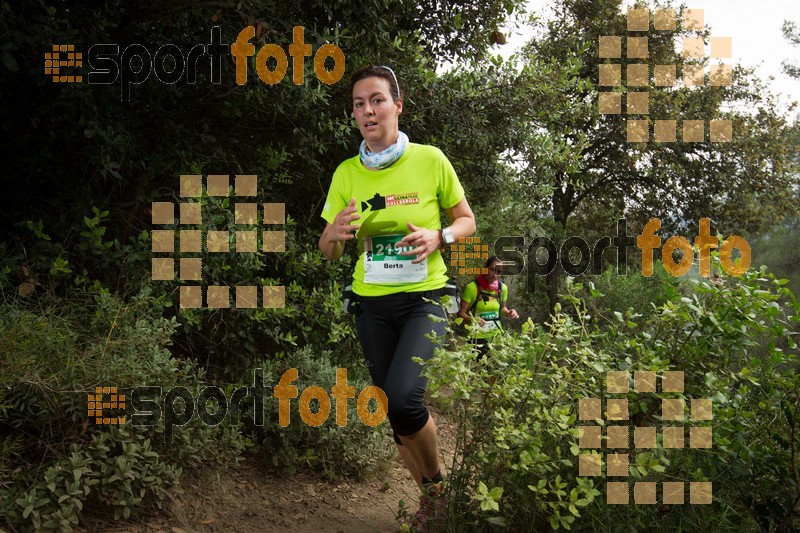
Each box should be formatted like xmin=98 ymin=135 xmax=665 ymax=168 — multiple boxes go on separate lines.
xmin=583 ymin=260 xmax=680 ymax=322
xmin=423 ymin=259 xmax=799 ymax=531
xmin=244 ymin=345 xmax=393 ymax=480
xmin=0 ymin=287 xmax=245 ymax=532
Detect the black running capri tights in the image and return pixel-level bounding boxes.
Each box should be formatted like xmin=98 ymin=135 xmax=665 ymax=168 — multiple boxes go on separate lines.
xmin=354 ymin=294 xmax=446 ymax=443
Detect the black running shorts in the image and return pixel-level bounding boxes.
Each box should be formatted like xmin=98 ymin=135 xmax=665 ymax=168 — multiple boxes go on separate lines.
xmin=354 ymin=291 xmax=446 ymax=442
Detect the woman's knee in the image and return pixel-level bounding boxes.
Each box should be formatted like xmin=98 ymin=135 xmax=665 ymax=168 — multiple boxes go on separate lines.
xmin=383 ymin=386 xmax=428 ymax=435
xmin=389 ymin=406 xmax=429 ymax=437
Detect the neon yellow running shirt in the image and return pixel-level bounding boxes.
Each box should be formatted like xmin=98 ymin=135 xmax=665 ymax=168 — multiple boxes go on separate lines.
xmin=462 ymin=281 xmax=509 ymax=339
xmin=321 ymin=143 xmax=465 ymax=297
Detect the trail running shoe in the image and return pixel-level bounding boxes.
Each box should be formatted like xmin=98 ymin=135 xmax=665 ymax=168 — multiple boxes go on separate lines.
xmin=411 ymin=480 xmax=447 ymax=532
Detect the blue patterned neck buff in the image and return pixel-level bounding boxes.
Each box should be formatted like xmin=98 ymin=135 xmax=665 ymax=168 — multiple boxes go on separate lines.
xmin=359 ymin=131 xmax=409 ymax=170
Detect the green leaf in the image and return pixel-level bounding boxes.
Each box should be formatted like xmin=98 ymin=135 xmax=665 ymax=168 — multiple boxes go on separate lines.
xmin=568 ymin=503 xmax=579 ymax=516
xmin=480 ymin=498 xmax=499 ymax=511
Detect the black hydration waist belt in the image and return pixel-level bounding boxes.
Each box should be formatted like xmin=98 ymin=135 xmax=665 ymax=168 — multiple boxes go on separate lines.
xmin=355 ymin=288 xmax=446 ymax=302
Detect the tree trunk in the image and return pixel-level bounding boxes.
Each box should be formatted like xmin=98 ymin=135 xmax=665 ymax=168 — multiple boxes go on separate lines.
xmin=546 ymin=266 xmax=560 ymax=317
xmin=547 ymin=181 xmax=572 ymax=317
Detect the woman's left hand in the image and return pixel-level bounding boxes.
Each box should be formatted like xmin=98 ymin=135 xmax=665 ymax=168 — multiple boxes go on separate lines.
xmin=505 ymin=308 xmax=519 ymax=319
xmin=399 ymin=222 xmax=442 ymax=264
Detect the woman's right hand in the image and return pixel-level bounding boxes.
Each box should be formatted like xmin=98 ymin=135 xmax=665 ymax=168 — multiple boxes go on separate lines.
xmin=319 ymin=198 xmax=360 ymax=260
xmin=330 ymin=198 xmax=360 ymax=242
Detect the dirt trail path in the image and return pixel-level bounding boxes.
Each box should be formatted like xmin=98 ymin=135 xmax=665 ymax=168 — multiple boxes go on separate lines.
xmin=79 ymin=407 xmax=457 ymax=533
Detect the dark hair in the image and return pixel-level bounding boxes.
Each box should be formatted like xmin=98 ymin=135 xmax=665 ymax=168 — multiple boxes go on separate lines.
xmin=485 ymin=256 xmax=502 ymax=268
xmin=350 ymin=65 xmax=402 ymax=102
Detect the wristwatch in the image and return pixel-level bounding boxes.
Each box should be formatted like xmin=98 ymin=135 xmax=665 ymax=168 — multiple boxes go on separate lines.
xmin=440 ymin=227 xmax=456 ymax=247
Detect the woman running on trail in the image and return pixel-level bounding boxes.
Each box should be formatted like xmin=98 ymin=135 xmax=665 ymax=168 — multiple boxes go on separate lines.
xmin=458 ymin=255 xmax=520 ymax=359
xmin=319 ymin=65 xmax=476 ymax=528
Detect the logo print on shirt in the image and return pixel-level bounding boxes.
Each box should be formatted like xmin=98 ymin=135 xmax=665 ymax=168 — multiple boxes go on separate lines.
xmin=386 ymin=192 xmax=419 ymax=207
xmin=361 ymin=192 xmax=419 ymax=212
xmin=362 ymin=193 xmax=387 ymax=212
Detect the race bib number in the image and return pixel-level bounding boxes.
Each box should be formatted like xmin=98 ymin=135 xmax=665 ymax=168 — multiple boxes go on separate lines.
xmin=363 ymin=234 xmax=427 ymax=284
xmin=478 ymin=311 xmax=500 ymax=332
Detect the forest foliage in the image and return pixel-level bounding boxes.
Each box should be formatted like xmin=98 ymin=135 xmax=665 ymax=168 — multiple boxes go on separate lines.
xmin=1 ymin=0 xmax=798 ymax=531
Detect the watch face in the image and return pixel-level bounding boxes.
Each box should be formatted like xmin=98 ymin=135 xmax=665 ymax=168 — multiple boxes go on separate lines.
xmin=443 ymin=229 xmax=455 ymax=244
